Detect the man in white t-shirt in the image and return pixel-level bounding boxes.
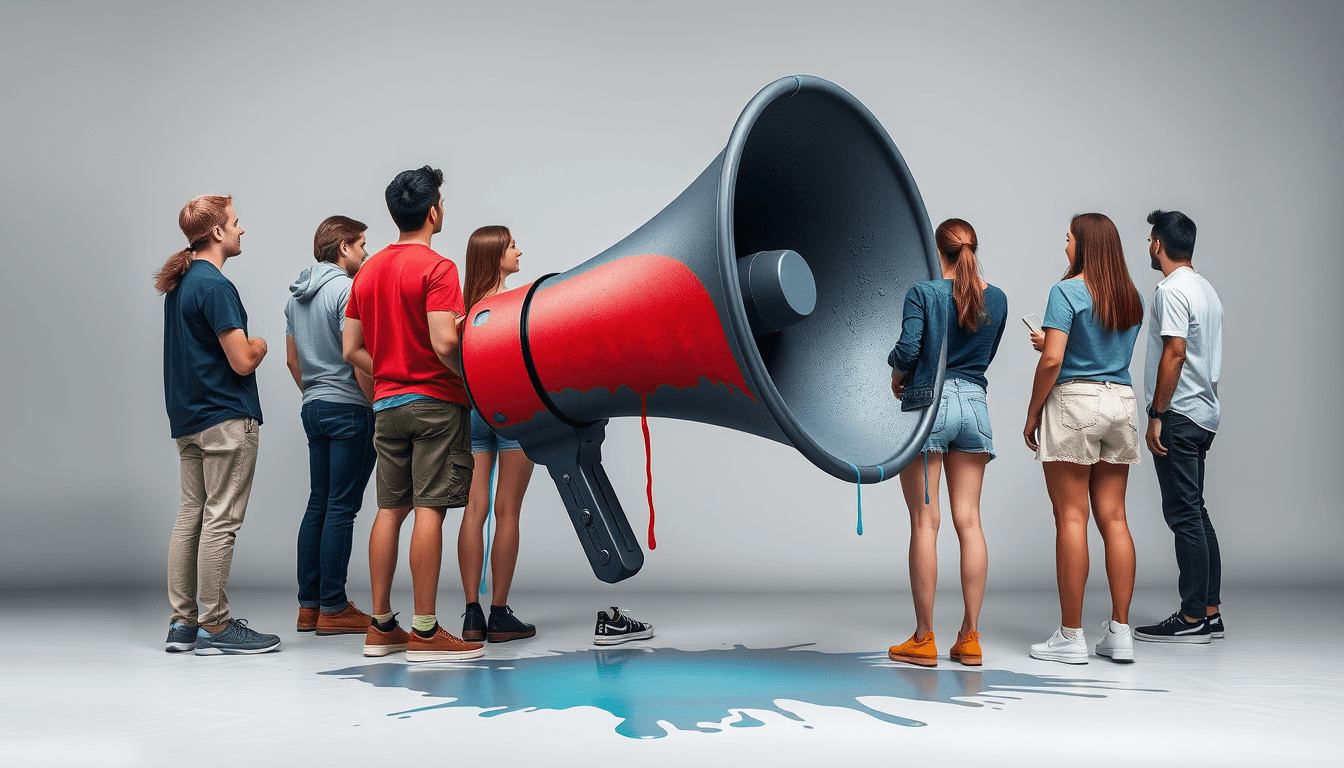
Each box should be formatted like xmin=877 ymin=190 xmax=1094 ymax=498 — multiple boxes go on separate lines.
xmin=1135 ymin=210 xmax=1226 ymax=645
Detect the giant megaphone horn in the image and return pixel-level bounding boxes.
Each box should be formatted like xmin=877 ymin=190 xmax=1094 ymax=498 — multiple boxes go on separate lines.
xmin=461 ymin=75 xmax=945 ymax=583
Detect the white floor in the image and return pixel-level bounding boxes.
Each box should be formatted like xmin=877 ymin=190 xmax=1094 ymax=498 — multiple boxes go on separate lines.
xmin=1 ymin=587 xmax=1340 ymax=766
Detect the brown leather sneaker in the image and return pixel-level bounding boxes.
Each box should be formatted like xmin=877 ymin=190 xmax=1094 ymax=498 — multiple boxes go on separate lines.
xmin=406 ymin=625 xmax=485 ymax=662
xmin=316 ymin=601 xmax=373 ymax=636
xmin=888 ymin=631 xmax=938 ymax=667
xmin=363 ymin=620 xmax=410 ymax=657
xmin=297 ymin=606 xmax=319 ymax=633
xmin=950 ymin=630 xmax=983 ymax=666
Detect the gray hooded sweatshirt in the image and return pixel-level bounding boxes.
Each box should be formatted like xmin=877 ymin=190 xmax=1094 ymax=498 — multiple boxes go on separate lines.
xmin=284 ymin=262 xmax=369 ymax=408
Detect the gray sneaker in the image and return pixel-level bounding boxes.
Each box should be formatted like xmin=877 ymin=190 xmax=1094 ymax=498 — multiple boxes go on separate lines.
xmin=194 ymin=618 xmax=281 ymax=656
xmin=165 ymin=621 xmax=197 ymax=653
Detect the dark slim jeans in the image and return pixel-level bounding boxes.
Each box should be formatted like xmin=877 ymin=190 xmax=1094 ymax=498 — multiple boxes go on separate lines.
xmin=297 ymin=400 xmax=376 ymax=610
xmin=1151 ymin=410 xmax=1221 ymax=618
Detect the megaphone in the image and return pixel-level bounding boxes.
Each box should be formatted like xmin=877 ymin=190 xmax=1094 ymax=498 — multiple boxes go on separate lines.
xmin=461 ymin=75 xmax=945 ymax=583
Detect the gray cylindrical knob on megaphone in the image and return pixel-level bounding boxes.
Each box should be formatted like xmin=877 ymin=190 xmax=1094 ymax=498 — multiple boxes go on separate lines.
xmin=736 ymin=249 xmax=817 ymax=335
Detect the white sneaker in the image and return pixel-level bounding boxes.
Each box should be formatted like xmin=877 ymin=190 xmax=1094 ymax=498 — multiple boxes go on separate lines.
xmin=1094 ymin=620 xmax=1134 ymax=663
xmin=1029 ymin=626 xmax=1088 ymax=664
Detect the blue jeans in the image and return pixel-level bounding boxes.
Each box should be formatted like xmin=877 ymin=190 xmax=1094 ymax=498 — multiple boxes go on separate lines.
xmin=1152 ymin=410 xmax=1220 ymax=618
xmin=922 ymin=378 xmax=995 ymax=459
xmin=297 ymin=400 xmax=376 ymax=610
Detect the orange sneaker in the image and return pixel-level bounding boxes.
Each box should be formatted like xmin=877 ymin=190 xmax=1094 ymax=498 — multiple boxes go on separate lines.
xmin=950 ymin=630 xmax=983 ymax=666
xmin=406 ymin=625 xmax=485 ymax=662
xmin=297 ymin=606 xmax=319 ymax=632
xmin=888 ymin=631 xmax=938 ymax=666
xmin=363 ymin=619 xmax=410 ymax=657
xmin=316 ymin=601 xmax=373 ymax=636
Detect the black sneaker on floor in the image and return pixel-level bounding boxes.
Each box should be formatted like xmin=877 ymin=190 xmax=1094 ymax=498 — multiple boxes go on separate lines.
xmin=1135 ymin=611 xmax=1213 ymax=644
xmin=1205 ymin=612 xmax=1225 ymax=639
xmin=487 ymin=605 xmax=536 ymax=643
xmin=165 ymin=621 xmax=197 ymax=653
xmin=593 ymin=607 xmax=654 ymax=646
xmin=462 ymin=602 xmax=487 ymax=642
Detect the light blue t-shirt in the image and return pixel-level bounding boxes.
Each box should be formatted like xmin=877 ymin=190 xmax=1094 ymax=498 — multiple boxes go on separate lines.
xmin=1143 ymin=267 xmax=1223 ymax=432
xmin=1041 ymin=278 xmax=1144 ymax=386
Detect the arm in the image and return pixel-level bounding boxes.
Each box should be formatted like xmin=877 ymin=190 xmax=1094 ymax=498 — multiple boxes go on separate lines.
xmin=428 ymin=311 xmax=462 ymax=376
xmin=285 ymin=335 xmax=303 ymax=392
xmin=1145 ymin=335 xmax=1187 ymax=456
xmin=354 ymin=367 xmax=376 ymax=403
xmin=887 ymin=289 xmax=925 ymax=398
xmin=342 ymin=318 xmax=374 ymax=377
xmin=218 ymin=328 xmax=267 ymax=376
xmin=1023 ymin=328 xmax=1067 ymax=451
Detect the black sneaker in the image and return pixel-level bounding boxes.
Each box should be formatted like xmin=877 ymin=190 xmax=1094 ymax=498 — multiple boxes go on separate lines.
xmin=593 ymin=607 xmax=654 ymax=646
xmin=165 ymin=621 xmax=197 ymax=653
xmin=1135 ymin=611 xmax=1213 ymax=644
xmin=1205 ymin=612 xmax=1225 ymax=639
xmin=194 ymin=618 xmax=282 ymax=655
xmin=487 ymin=605 xmax=536 ymax=643
xmin=461 ymin=602 xmax=487 ymax=642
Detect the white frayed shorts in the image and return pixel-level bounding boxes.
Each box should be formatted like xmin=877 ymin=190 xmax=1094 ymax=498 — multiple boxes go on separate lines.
xmin=1036 ymin=380 xmax=1141 ymax=465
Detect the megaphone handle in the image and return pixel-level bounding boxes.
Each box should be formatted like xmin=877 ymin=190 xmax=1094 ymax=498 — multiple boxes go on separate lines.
xmin=521 ymin=421 xmax=645 ymax=584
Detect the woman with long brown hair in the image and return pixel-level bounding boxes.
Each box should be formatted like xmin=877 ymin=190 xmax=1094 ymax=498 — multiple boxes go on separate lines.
xmin=887 ymin=218 xmax=1007 ymax=667
xmin=456 ymin=226 xmax=537 ymax=643
xmin=1024 ymin=213 xmax=1144 ymax=665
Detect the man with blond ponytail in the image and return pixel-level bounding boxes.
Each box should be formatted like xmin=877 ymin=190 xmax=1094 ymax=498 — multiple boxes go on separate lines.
xmin=155 ymin=195 xmax=280 ymax=656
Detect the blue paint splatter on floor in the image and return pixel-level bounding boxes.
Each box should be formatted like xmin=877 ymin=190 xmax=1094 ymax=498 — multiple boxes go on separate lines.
xmin=321 ymin=645 xmax=1154 ymax=739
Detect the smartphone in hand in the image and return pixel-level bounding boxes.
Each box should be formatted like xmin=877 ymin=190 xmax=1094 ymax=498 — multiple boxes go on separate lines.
xmin=1022 ymin=313 xmax=1043 ymax=335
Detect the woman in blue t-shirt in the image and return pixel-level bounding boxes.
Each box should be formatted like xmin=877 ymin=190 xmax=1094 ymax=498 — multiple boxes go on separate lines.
xmin=1023 ymin=213 xmax=1144 ymax=665
xmin=888 ymin=218 xmax=1007 ymax=668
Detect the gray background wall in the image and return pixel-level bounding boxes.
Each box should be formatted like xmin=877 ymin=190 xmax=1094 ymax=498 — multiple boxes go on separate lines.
xmin=2 ymin=1 xmax=1340 ymax=596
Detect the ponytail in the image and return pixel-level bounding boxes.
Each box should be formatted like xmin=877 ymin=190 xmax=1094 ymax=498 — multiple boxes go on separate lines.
xmin=934 ymin=218 xmax=986 ymax=331
xmin=155 ymin=194 xmax=233 ymax=295
xmin=154 ymin=247 xmax=196 ymax=295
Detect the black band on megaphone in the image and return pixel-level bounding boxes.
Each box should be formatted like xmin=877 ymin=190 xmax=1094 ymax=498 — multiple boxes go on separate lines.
xmin=519 ymin=272 xmax=600 ymax=430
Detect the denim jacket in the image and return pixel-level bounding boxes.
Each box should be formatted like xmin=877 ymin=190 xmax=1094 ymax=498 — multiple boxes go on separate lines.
xmin=887 ymin=280 xmax=950 ymax=411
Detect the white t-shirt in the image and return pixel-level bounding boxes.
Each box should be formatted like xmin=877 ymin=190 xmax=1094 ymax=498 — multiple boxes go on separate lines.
xmin=1144 ymin=266 xmax=1223 ymax=432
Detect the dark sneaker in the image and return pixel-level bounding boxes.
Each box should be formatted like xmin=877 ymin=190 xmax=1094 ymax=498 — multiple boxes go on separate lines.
xmin=461 ymin=602 xmax=487 ymax=642
xmin=1206 ymin=612 xmax=1225 ymax=639
xmin=194 ymin=618 xmax=282 ymax=655
xmin=593 ymin=607 xmax=653 ymax=646
xmin=487 ymin=605 xmax=536 ymax=643
xmin=165 ymin=621 xmax=197 ymax=653
xmin=1135 ymin=611 xmax=1212 ymax=644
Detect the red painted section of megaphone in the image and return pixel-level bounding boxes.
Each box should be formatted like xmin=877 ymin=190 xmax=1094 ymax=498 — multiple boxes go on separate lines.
xmin=460 ymin=280 xmax=548 ymax=428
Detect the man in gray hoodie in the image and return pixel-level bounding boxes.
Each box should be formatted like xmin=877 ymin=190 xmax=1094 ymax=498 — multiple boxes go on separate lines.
xmin=285 ymin=215 xmax=378 ymax=635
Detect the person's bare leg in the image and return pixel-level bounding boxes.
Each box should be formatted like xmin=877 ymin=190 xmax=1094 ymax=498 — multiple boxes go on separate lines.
xmin=1089 ymin=461 xmax=1134 ymax=624
xmin=369 ymin=506 xmax=411 ymax=616
xmin=409 ymin=506 xmax=447 ymax=617
xmin=898 ymin=452 xmax=943 ymax=639
xmin=489 ymin=450 xmax=534 ymax=606
xmin=458 ymin=451 xmax=496 ymax=604
xmin=944 ymin=451 xmax=989 ymax=636
xmin=1043 ymin=461 xmax=1093 ymax=628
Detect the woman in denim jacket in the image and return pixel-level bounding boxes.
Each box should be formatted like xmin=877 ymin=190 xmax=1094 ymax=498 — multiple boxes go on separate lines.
xmin=887 ymin=218 xmax=1007 ymax=667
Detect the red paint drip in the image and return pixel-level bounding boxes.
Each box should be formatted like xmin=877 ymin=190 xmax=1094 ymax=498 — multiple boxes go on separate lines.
xmin=641 ymin=395 xmax=656 ymax=551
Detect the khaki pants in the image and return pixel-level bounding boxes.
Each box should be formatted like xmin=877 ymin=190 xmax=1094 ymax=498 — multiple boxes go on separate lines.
xmin=168 ymin=417 xmax=259 ymax=626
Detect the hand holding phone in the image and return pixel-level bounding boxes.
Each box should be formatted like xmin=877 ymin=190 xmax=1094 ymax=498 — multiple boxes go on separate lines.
xmin=1021 ymin=314 xmax=1042 ymax=335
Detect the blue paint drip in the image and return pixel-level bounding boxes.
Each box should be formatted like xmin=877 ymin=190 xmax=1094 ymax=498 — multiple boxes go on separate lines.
xmin=845 ymin=462 xmax=863 ymax=535
xmin=478 ymin=459 xmax=498 ymax=596
xmin=320 ymin=645 xmax=1160 ymax=740
xmin=923 ymin=452 xmax=930 ymax=506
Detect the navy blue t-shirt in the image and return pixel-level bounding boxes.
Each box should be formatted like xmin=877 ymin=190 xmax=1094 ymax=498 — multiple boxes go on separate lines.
xmin=163 ymin=260 xmax=263 ymax=438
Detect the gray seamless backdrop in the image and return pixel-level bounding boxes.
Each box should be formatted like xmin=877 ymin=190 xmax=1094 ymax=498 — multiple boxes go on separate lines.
xmin=2 ymin=1 xmax=1340 ymax=596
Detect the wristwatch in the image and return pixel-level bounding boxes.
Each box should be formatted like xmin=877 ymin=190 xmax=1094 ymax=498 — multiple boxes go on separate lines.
xmin=1147 ymin=404 xmax=1166 ymax=420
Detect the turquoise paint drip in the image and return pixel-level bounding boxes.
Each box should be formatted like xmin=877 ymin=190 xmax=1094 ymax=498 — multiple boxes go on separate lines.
xmin=478 ymin=459 xmax=499 ymax=596
xmin=923 ymin=452 xmax=930 ymax=506
xmin=845 ymin=462 xmax=863 ymax=535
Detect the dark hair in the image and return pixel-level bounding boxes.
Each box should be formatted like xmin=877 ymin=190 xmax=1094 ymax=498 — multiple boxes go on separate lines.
xmin=934 ymin=218 xmax=986 ymax=331
xmin=1147 ymin=209 xmax=1196 ymax=262
xmin=313 ymin=215 xmax=367 ymax=263
xmin=154 ymin=194 xmax=232 ymax=294
xmin=385 ymin=165 xmax=444 ymax=232
xmin=1065 ymin=213 xmax=1143 ymax=332
xmin=463 ymin=226 xmax=512 ymax=312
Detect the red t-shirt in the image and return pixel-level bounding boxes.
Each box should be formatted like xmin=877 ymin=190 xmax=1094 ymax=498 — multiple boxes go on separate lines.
xmin=346 ymin=242 xmax=468 ymax=405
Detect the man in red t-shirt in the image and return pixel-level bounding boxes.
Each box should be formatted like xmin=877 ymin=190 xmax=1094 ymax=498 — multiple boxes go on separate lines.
xmin=343 ymin=165 xmax=482 ymax=662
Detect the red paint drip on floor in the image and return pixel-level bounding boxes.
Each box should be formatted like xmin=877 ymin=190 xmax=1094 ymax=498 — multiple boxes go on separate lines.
xmin=641 ymin=395 xmax=656 ymax=551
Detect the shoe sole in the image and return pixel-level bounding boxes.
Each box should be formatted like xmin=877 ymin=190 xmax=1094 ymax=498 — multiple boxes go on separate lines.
xmin=362 ymin=643 xmax=407 ymax=657
xmin=462 ymin=631 xmax=486 ymax=642
xmin=593 ymin=629 xmax=654 ymax=645
xmin=316 ymin=626 xmax=370 ymax=636
xmin=488 ymin=629 xmax=536 ymax=643
xmin=888 ymin=653 xmax=938 ymax=667
xmin=297 ymin=626 xmax=317 ymax=633
xmin=194 ymin=643 xmax=282 ymax=656
xmin=1029 ymin=649 xmax=1088 ymax=664
xmin=406 ymin=648 xmax=486 ymax=662
xmin=1095 ymin=648 xmax=1135 ymax=662
xmin=1134 ymin=632 xmax=1212 ymax=644
xmin=165 ymin=642 xmax=196 ymax=653
xmin=949 ymin=654 xmax=982 ymax=666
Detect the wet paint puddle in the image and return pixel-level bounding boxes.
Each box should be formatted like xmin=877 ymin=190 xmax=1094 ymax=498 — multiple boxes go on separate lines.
xmin=322 ymin=645 xmax=1158 ymax=739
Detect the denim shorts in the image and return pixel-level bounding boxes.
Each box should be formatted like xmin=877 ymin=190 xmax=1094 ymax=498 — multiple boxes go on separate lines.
xmin=470 ymin=408 xmax=523 ymax=453
xmin=923 ymin=378 xmax=995 ymax=459
xmin=1036 ymin=380 xmax=1140 ymax=465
